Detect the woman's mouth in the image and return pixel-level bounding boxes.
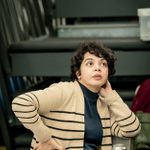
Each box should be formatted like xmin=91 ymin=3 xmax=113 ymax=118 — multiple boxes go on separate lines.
xmin=92 ymin=75 xmax=102 ymax=80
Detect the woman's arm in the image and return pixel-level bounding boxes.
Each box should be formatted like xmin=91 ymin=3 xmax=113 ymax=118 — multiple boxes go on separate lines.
xmin=12 ymin=83 xmax=63 ymax=142
xmin=99 ymin=81 xmax=141 ymax=138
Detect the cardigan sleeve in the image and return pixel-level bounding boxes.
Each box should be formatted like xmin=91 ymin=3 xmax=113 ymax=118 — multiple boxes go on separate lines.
xmin=12 ymin=82 xmax=66 ymax=142
xmin=100 ymin=90 xmax=141 ymax=138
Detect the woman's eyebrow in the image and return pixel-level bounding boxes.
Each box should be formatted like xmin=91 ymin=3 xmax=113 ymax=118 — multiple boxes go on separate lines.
xmin=84 ymin=57 xmax=105 ymax=62
xmin=84 ymin=58 xmax=93 ymax=61
xmin=83 ymin=58 xmax=94 ymax=63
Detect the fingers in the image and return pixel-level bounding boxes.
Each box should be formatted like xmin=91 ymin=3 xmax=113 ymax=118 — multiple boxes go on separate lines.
xmin=34 ymin=138 xmax=65 ymax=150
xmin=50 ymin=139 xmax=65 ymax=150
xmin=100 ymin=80 xmax=113 ymax=97
xmin=105 ymin=80 xmax=111 ymax=87
xmin=55 ymin=145 xmax=65 ymax=150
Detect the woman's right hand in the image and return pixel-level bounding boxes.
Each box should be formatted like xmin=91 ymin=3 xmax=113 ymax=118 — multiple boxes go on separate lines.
xmin=34 ymin=138 xmax=65 ymax=150
xmin=100 ymin=80 xmax=113 ymax=97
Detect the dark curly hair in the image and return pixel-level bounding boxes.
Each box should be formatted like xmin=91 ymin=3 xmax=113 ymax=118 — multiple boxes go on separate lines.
xmin=70 ymin=40 xmax=116 ymax=80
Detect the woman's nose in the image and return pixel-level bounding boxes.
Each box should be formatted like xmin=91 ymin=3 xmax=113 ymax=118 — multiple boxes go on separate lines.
xmin=94 ymin=64 xmax=101 ymax=71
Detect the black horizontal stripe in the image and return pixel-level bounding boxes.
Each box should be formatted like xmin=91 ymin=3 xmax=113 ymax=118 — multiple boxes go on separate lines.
xmin=16 ymin=113 xmax=38 ymax=119
xmin=101 ymin=143 xmax=112 ymax=146
xmin=16 ymin=96 xmax=30 ymax=102
xmin=50 ymin=110 xmax=84 ymax=116
xmin=24 ymin=93 xmax=34 ymax=100
xmin=40 ymin=114 xmax=84 ymax=124
xmin=129 ymin=122 xmax=141 ymax=132
xmin=113 ymin=123 xmax=119 ymax=134
xmin=103 ymin=134 xmax=111 ymax=138
xmin=66 ymin=146 xmax=84 ymax=149
xmin=13 ymin=107 xmax=36 ymax=113
xmin=117 ymin=127 xmax=119 ymax=136
xmin=30 ymin=92 xmax=39 ymax=107
xmin=33 ymin=136 xmax=36 ymax=140
xmin=21 ymin=116 xmax=39 ymax=124
xmin=23 ymin=93 xmax=40 ymax=111
xmin=111 ymin=120 xmax=116 ymax=128
xmin=52 ymin=135 xmax=84 ymax=141
xmin=111 ymin=113 xmax=134 ymax=132
xmin=119 ymin=115 xmax=136 ymax=128
xmin=111 ymin=116 xmax=137 ymax=133
xmin=33 ymin=136 xmax=39 ymax=143
xmin=12 ymin=102 xmax=33 ymax=107
xmin=122 ymin=122 xmax=141 ymax=133
xmin=113 ymin=117 xmax=140 ymax=134
xmin=101 ymin=117 xmax=110 ymax=120
xmin=47 ymin=125 xmax=84 ymax=132
xmin=103 ymin=126 xmax=111 ymax=129
xmin=117 ymin=112 xmax=132 ymax=122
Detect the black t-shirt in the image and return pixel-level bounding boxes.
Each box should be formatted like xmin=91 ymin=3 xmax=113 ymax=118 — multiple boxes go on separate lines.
xmin=79 ymin=83 xmax=103 ymax=150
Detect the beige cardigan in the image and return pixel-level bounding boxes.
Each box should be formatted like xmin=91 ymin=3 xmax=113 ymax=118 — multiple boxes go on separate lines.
xmin=12 ymin=81 xmax=140 ymax=150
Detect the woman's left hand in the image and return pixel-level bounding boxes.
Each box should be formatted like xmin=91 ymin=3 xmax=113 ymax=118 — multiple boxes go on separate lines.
xmin=34 ymin=138 xmax=65 ymax=150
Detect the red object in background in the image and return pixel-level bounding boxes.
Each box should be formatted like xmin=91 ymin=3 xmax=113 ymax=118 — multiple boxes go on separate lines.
xmin=131 ymin=79 xmax=150 ymax=113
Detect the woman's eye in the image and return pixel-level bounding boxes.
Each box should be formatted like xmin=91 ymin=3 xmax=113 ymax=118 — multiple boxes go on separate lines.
xmin=101 ymin=62 xmax=108 ymax=67
xmin=87 ymin=61 xmax=93 ymax=66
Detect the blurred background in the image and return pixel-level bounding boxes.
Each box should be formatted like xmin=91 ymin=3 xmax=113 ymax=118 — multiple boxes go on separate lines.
xmin=0 ymin=0 xmax=150 ymax=149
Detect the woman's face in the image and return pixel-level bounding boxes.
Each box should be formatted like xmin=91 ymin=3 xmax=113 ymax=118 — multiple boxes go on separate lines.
xmin=77 ymin=52 xmax=108 ymax=93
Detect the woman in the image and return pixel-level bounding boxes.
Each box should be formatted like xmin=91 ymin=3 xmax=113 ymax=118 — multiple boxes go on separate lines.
xmin=12 ymin=40 xmax=141 ymax=150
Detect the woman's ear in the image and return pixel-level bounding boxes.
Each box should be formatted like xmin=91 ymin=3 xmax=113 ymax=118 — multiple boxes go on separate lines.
xmin=76 ymin=71 xmax=81 ymax=80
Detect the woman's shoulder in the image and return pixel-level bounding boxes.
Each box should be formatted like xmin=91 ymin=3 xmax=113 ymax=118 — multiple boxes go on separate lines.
xmin=52 ymin=80 xmax=77 ymax=87
xmin=49 ymin=80 xmax=80 ymax=92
